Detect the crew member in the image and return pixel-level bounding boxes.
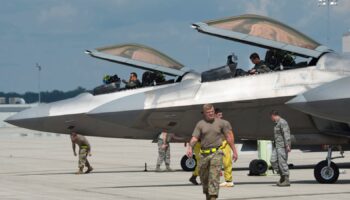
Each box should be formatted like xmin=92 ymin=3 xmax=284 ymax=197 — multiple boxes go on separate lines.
xmin=249 ymin=53 xmax=271 ymax=74
xmin=122 ymin=72 xmax=141 ymax=89
xmin=187 ymin=104 xmax=238 ymax=200
xmin=156 ymin=131 xmax=183 ymax=172
xmin=215 ymin=108 xmax=236 ymax=187
xmin=270 ymin=110 xmax=291 ymax=187
xmin=70 ymin=130 xmax=93 ymax=174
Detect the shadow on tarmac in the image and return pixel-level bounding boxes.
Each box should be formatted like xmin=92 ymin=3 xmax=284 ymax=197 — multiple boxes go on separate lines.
xmin=220 ymin=191 xmax=350 ymax=200
xmin=14 ymin=163 xmax=350 ymax=176
xmin=94 ymin=179 xmax=350 ymax=190
xmin=96 ymin=183 xmax=194 ymax=189
xmin=237 ymin=179 xmax=350 ymax=185
xmin=15 ymin=169 xmax=184 ymax=176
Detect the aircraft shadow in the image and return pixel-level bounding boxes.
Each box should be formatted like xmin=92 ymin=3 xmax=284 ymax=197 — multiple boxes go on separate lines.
xmin=16 ymin=169 xmax=184 ymax=176
xmin=14 ymin=163 xmax=350 ymax=176
xmin=221 ymin=191 xmax=350 ymax=200
xmin=96 ymin=183 xmax=194 ymax=189
xmin=237 ymin=179 xmax=350 ymax=185
xmin=234 ymin=162 xmax=350 ymax=171
xmin=94 ymin=179 xmax=350 ymax=190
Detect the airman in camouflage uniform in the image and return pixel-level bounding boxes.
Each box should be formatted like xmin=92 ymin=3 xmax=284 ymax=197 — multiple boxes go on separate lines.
xmin=155 ymin=132 xmax=184 ymax=172
xmin=71 ymin=132 xmax=93 ymax=174
xmin=270 ymin=110 xmax=291 ymax=187
xmin=156 ymin=131 xmax=172 ymax=172
xmin=187 ymin=104 xmax=238 ymax=200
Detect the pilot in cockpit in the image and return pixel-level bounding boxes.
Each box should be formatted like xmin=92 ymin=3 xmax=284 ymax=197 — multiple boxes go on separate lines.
xmin=249 ymin=53 xmax=271 ymax=74
xmin=122 ymin=72 xmax=141 ymax=89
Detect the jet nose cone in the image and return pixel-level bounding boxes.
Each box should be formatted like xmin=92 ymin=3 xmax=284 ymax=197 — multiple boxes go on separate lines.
xmin=5 ymin=104 xmax=50 ymax=129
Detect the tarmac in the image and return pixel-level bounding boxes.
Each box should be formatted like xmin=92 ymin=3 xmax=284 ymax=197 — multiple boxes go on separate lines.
xmin=1 ymin=128 xmax=350 ymax=200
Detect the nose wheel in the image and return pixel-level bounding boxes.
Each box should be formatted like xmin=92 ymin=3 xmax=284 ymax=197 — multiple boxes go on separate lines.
xmin=180 ymin=155 xmax=197 ymax=171
xmin=314 ymin=160 xmax=339 ymax=183
xmin=314 ymin=145 xmax=343 ymax=183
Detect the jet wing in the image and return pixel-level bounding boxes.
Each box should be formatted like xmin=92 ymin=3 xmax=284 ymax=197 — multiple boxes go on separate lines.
xmin=86 ymin=43 xmax=186 ymax=76
xmin=192 ymin=14 xmax=332 ymax=58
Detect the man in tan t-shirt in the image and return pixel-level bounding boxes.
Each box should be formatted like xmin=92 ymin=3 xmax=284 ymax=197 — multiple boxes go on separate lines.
xmin=187 ymin=104 xmax=238 ymax=200
xmin=71 ymin=131 xmax=93 ymax=174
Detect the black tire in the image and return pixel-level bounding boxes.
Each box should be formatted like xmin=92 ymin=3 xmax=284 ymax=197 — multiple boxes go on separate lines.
xmin=314 ymin=160 xmax=339 ymax=184
xmin=180 ymin=155 xmax=197 ymax=171
xmin=249 ymin=159 xmax=268 ymax=176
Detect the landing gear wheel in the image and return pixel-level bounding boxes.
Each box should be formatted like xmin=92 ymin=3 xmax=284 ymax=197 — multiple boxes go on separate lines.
xmin=248 ymin=159 xmax=268 ymax=176
xmin=314 ymin=160 xmax=339 ymax=183
xmin=181 ymin=155 xmax=197 ymax=171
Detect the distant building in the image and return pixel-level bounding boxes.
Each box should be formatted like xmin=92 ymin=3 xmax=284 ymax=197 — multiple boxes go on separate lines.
xmin=0 ymin=97 xmax=6 ymax=104
xmin=343 ymin=30 xmax=350 ymax=54
xmin=8 ymin=97 xmax=26 ymax=104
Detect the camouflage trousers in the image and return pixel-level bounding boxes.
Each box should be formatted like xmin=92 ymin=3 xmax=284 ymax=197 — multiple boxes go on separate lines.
xmin=200 ymin=150 xmax=223 ymax=196
xmin=270 ymin=147 xmax=289 ymax=176
xmin=156 ymin=143 xmax=170 ymax=167
xmin=79 ymin=148 xmax=91 ymax=169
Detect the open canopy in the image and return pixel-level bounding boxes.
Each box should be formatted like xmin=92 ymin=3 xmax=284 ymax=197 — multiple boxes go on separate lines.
xmin=192 ymin=14 xmax=331 ymax=58
xmin=86 ymin=44 xmax=186 ymax=76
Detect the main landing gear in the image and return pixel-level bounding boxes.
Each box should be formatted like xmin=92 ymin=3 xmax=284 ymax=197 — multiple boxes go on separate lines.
xmin=314 ymin=145 xmax=344 ymax=183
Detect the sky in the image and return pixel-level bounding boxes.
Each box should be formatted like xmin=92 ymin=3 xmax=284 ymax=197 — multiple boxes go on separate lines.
xmin=1 ymin=0 xmax=350 ymax=93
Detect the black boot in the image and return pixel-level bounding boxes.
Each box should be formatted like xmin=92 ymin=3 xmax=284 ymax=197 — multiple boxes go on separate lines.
xmin=277 ymin=175 xmax=285 ymax=185
xmin=278 ymin=175 xmax=290 ymax=187
xmin=189 ymin=175 xmax=199 ymax=185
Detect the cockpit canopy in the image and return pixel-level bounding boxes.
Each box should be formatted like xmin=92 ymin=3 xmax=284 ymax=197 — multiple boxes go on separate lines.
xmin=96 ymin=44 xmax=184 ymax=70
xmin=192 ymin=14 xmax=332 ymax=58
xmin=206 ymin=15 xmax=319 ymax=50
xmin=86 ymin=44 xmax=186 ymax=76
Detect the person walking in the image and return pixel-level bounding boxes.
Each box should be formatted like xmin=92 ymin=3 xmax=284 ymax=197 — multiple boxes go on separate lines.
xmin=187 ymin=104 xmax=238 ymax=200
xmin=70 ymin=131 xmax=93 ymax=174
xmin=270 ymin=110 xmax=291 ymax=187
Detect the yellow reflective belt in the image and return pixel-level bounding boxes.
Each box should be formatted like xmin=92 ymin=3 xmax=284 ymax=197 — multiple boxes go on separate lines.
xmin=80 ymin=145 xmax=88 ymax=149
xmin=200 ymin=147 xmax=218 ymax=154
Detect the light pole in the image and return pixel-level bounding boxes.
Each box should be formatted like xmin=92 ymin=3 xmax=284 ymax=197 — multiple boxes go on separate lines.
xmin=35 ymin=63 xmax=42 ymax=104
xmin=318 ymin=0 xmax=338 ymax=45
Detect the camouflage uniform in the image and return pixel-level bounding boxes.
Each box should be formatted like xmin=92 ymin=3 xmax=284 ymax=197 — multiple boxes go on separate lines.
xmin=156 ymin=132 xmax=171 ymax=169
xmin=71 ymin=134 xmax=92 ymax=173
xmin=200 ymin=150 xmax=223 ymax=196
xmin=271 ymin=118 xmax=291 ymax=176
xmin=79 ymin=147 xmax=91 ymax=169
xmin=193 ymin=118 xmax=232 ymax=198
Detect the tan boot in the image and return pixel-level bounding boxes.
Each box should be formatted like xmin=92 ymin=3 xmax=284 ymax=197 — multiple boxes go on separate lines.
xmin=155 ymin=165 xmax=162 ymax=172
xmin=166 ymin=165 xmax=174 ymax=172
xmin=76 ymin=167 xmax=83 ymax=175
xmin=278 ymin=175 xmax=290 ymax=187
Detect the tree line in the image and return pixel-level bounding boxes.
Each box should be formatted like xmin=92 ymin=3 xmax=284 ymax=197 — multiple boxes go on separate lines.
xmin=0 ymin=87 xmax=87 ymax=104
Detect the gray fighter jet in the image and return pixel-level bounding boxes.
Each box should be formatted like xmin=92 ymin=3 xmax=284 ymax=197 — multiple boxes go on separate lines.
xmin=6 ymin=14 xmax=350 ymax=183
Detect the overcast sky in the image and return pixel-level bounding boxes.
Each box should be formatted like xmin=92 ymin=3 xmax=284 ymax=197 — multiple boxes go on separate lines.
xmin=1 ymin=0 xmax=349 ymax=93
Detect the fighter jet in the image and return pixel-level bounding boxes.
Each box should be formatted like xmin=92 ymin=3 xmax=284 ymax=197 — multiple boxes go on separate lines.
xmin=6 ymin=14 xmax=350 ymax=183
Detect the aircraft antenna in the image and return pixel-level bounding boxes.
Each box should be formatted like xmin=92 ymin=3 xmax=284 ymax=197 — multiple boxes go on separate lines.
xmin=318 ymin=0 xmax=338 ymax=46
xmin=35 ymin=63 xmax=42 ymax=104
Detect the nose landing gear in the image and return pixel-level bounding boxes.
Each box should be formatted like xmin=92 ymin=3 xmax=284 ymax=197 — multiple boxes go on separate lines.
xmin=314 ymin=145 xmax=344 ymax=183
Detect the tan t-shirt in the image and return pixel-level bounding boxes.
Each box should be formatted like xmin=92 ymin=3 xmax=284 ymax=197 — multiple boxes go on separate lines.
xmin=71 ymin=134 xmax=90 ymax=150
xmin=192 ymin=118 xmax=232 ymax=149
